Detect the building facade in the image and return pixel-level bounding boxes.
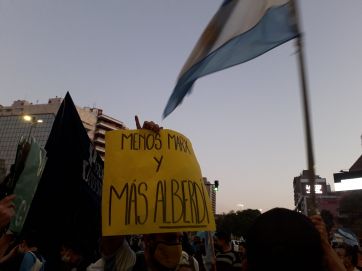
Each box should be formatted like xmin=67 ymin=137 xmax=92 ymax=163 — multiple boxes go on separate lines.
xmin=0 ymin=159 xmax=6 ymax=182
xmin=293 ymin=170 xmax=330 ymax=215
xmin=93 ymin=111 xmax=126 ymax=159
xmin=293 ymin=170 xmax=347 ymax=218
xmin=0 ymin=97 xmax=126 ymax=177
xmin=203 ymin=177 xmax=217 ymax=215
xmin=294 ymin=153 xmax=362 ymax=239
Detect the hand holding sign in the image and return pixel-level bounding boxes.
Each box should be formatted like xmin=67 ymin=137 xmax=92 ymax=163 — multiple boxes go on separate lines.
xmin=135 ymin=115 xmax=163 ymax=133
xmin=102 ymin=129 xmax=215 ymax=236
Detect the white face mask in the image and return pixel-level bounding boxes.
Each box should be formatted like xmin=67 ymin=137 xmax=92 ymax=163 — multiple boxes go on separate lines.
xmin=153 ymin=243 xmax=182 ymax=269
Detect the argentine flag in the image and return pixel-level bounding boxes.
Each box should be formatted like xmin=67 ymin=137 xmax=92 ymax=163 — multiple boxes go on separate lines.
xmin=163 ymin=0 xmax=299 ymax=117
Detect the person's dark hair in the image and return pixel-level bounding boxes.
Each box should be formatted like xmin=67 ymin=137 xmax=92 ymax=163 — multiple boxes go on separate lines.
xmin=245 ymin=208 xmax=324 ymax=271
xmin=215 ymin=231 xmax=231 ymax=243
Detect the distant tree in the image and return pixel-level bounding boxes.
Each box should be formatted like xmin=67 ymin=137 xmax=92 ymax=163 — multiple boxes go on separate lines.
xmin=339 ymin=191 xmax=362 ymax=215
xmin=234 ymin=209 xmax=261 ymax=238
xmin=216 ymin=210 xmax=235 ymax=234
xmin=338 ymin=191 xmax=362 ymax=237
xmin=216 ymin=209 xmax=261 ymax=238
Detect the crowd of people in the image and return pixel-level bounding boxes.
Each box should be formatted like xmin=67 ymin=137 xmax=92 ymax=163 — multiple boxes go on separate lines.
xmin=1 ymin=205 xmax=362 ymax=271
xmin=0 ymin=118 xmax=361 ymax=270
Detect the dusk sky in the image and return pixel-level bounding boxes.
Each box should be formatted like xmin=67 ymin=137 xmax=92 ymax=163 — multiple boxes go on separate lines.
xmin=1 ymin=0 xmax=362 ymax=213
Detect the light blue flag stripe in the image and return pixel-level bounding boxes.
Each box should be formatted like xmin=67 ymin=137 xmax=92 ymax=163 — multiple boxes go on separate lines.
xmin=163 ymin=3 xmax=298 ymax=118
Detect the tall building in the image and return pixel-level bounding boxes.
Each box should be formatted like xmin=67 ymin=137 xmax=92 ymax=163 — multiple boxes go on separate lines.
xmin=93 ymin=110 xmax=126 ymax=159
xmin=0 ymin=159 xmax=6 ymax=183
xmin=203 ymin=177 xmax=217 ymax=215
xmin=333 ymin=152 xmax=362 ymax=192
xmin=0 ymin=97 xmax=126 ymax=174
xmin=293 ymin=170 xmax=330 ymax=215
xmin=294 ymin=151 xmax=362 ymax=239
xmin=293 ymin=170 xmax=343 ymax=217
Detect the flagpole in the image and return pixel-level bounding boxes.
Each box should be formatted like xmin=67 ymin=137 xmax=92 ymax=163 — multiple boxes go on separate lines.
xmin=290 ymin=0 xmax=318 ymax=215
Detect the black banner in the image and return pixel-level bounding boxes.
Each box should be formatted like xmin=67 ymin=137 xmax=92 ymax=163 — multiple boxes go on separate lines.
xmin=23 ymin=93 xmax=103 ymax=269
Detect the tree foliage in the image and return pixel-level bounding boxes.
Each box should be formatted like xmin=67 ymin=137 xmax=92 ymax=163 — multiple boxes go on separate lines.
xmin=338 ymin=190 xmax=362 ymax=237
xmin=339 ymin=190 xmax=362 ymax=215
xmin=216 ymin=209 xmax=261 ymax=238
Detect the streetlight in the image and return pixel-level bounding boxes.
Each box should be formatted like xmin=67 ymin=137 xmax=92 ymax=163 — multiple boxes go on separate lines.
xmin=213 ymin=180 xmax=219 ymax=191
xmin=203 ymin=179 xmax=220 ymax=191
xmin=23 ymin=115 xmax=32 ymax=122
xmin=23 ymin=115 xmax=43 ymax=140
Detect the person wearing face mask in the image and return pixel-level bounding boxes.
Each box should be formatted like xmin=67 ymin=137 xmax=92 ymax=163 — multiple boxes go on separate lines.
xmin=113 ymin=118 xmax=198 ymax=271
xmin=86 ymin=116 xmax=163 ymax=271
xmin=132 ymin=232 xmax=199 ymax=271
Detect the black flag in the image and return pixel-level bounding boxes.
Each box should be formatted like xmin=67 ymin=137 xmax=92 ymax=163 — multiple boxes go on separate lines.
xmin=23 ymin=92 xmax=103 ymax=269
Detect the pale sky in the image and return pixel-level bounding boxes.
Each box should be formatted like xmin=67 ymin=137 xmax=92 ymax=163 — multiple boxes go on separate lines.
xmin=1 ymin=0 xmax=362 ymax=213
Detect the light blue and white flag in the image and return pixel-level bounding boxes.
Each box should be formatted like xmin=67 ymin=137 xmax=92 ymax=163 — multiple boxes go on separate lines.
xmin=163 ymin=0 xmax=299 ymax=117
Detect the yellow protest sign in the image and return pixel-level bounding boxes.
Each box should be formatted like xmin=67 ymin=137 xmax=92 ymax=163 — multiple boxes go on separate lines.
xmin=102 ymin=129 xmax=215 ymax=236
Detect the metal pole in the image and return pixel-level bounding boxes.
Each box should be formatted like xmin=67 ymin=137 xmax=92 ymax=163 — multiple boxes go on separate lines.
xmin=27 ymin=123 xmax=34 ymax=142
xmin=206 ymin=231 xmax=217 ymax=271
xmin=290 ymin=0 xmax=317 ymax=215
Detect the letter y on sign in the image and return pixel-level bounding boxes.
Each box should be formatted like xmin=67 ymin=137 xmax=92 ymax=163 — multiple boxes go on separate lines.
xmin=153 ymin=156 xmax=163 ymax=172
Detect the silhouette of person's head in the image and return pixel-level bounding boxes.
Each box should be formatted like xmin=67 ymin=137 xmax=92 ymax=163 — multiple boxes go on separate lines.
xmin=245 ymin=208 xmax=324 ymax=271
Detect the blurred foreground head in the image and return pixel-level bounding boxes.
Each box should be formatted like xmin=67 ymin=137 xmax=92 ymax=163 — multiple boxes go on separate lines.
xmin=246 ymin=208 xmax=324 ymax=271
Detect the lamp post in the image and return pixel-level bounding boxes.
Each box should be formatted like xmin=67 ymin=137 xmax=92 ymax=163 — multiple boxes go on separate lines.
xmin=23 ymin=115 xmax=43 ymax=141
xmin=203 ymin=178 xmax=220 ymax=192
xmin=213 ymin=180 xmax=219 ymax=191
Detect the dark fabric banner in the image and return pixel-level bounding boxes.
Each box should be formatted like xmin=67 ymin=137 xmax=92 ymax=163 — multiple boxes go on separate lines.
xmin=23 ymin=93 xmax=103 ymax=270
